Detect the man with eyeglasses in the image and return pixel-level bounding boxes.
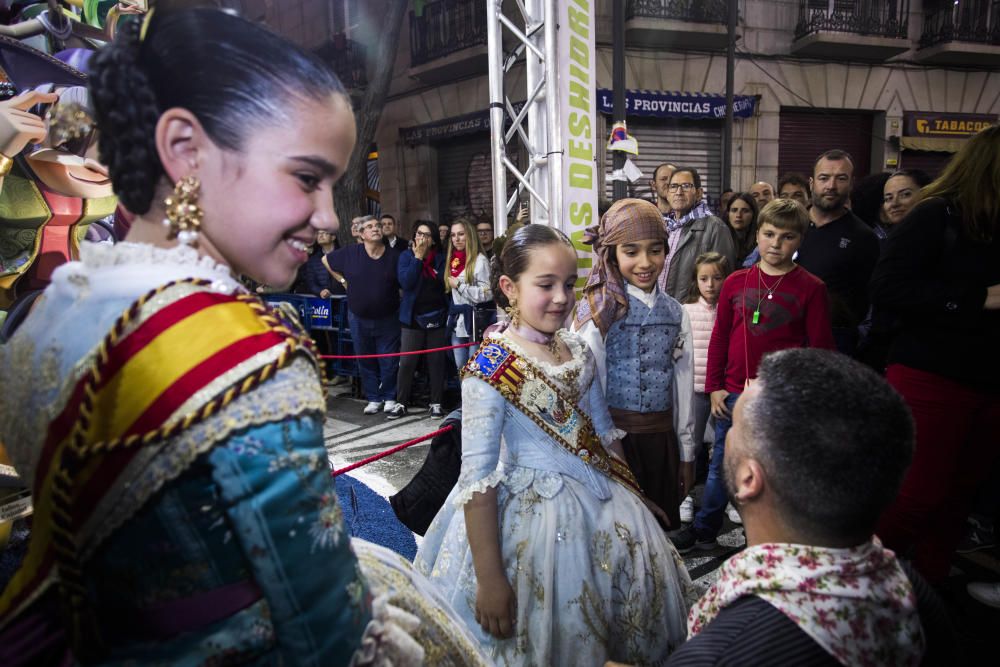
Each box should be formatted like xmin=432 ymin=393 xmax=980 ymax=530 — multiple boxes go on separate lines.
xmin=475 ymin=220 xmax=495 ymax=260
xmin=323 ymin=215 xmax=404 ymax=415
xmin=658 ymin=167 xmax=736 ymax=301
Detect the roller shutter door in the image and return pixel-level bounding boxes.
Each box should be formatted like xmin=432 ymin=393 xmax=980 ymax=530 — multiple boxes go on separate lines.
xmin=602 ymin=116 xmax=724 ymax=209
xmin=899 ymin=150 xmax=952 ymax=179
xmin=778 ymin=108 xmax=873 ymax=180
xmin=436 ymin=133 xmax=493 ymax=225
xmin=435 ymin=133 xmax=524 ymax=225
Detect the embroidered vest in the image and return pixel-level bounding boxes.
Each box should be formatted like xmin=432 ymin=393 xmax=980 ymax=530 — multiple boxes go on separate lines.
xmin=605 ymin=292 xmax=684 ymax=413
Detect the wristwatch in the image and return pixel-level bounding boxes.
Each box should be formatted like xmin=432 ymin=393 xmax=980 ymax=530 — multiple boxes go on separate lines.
xmin=0 ymin=153 xmax=14 ymax=177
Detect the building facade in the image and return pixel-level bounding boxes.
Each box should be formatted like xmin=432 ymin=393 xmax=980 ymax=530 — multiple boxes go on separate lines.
xmin=363 ymin=0 xmax=1000 ymax=228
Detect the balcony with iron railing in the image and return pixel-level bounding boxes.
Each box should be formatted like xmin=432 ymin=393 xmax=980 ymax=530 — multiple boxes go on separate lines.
xmin=408 ymin=0 xmax=488 ymax=83
xmin=315 ymin=35 xmax=367 ymax=91
xmin=916 ymin=0 xmax=1000 ymax=65
xmin=626 ymin=0 xmax=729 ymax=24
xmin=791 ymin=0 xmax=911 ymax=60
xmin=624 ymin=0 xmax=731 ymax=50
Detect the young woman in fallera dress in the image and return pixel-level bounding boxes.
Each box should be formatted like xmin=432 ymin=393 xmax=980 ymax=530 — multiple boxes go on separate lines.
xmin=0 ymin=9 xmax=487 ymax=665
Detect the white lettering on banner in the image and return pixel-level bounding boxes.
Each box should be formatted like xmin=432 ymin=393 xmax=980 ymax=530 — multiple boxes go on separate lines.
xmin=560 ymin=0 xmax=597 ymax=285
xmin=632 ymin=98 xmax=712 ymax=114
xmin=597 ymin=89 xmax=756 ymax=119
xmin=0 ymin=494 xmax=32 ymax=522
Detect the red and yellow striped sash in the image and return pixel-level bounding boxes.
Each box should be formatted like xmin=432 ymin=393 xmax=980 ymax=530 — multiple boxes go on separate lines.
xmin=462 ymin=340 xmax=642 ymax=496
xmin=0 ymin=280 xmax=318 ymax=632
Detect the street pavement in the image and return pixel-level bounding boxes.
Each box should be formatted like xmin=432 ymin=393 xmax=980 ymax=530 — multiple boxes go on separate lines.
xmin=324 ymin=383 xmax=746 ymax=595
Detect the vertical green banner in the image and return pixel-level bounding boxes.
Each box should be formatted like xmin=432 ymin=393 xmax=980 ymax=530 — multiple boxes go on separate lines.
xmin=558 ymin=0 xmax=598 ymax=287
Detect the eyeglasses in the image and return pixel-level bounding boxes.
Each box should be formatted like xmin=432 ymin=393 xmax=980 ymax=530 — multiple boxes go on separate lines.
xmin=414 ymin=231 xmax=433 ymax=238
xmin=361 ymin=224 xmax=381 ymax=232
xmin=668 ymin=183 xmax=696 ymax=192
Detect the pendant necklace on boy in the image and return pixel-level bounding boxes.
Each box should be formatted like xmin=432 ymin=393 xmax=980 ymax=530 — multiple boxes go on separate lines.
xmin=752 ymin=263 xmax=788 ymax=325
xmin=511 ymin=322 xmax=562 ymax=361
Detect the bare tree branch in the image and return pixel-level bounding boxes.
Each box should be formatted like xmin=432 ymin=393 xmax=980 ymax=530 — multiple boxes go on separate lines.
xmin=333 ymin=0 xmax=408 ymax=246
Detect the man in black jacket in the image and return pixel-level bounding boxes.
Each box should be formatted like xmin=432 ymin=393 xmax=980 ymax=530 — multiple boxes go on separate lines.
xmin=610 ymin=350 xmax=951 ymax=666
xmin=796 ymin=150 xmax=880 ymax=355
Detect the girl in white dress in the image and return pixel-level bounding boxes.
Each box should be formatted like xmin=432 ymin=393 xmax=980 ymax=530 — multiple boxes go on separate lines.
xmin=416 ymin=224 xmax=695 ymax=667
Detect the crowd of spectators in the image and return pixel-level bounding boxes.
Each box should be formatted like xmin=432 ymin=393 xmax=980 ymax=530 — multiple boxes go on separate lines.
xmin=659 ymin=132 xmax=1000 ymax=609
xmin=273 ymin=133 xmax=999 ymax=614
xmin=264 ymin=209 xmax=500 ymax=419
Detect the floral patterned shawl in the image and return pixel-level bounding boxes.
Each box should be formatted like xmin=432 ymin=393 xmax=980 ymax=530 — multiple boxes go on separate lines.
xmin=689 ymin=539 xmax=924 ymax=666
xmin=665 ymin=199 xmax=713 ymax=232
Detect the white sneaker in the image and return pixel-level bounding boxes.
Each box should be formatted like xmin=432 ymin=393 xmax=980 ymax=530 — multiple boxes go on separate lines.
xmin=726 ymin=503 xmax=743 ymax=525
xmin=967 ymin=581 xmax=1000 ymax=609
xmin=363 ymin=401 xmax=382 ymax=415
xmin=679 ymin=495 xmax=695 ymax=523
xmin=383 ymin=400 xmax=399 ymax=413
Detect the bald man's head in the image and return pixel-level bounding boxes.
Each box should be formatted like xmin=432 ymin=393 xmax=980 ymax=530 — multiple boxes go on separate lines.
xmin=750 ymin=181 xmax=775 ymax=206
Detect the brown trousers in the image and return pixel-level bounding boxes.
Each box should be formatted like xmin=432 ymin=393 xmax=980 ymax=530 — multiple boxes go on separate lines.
xmin=609 ymin=408 xmax=680 ymax=529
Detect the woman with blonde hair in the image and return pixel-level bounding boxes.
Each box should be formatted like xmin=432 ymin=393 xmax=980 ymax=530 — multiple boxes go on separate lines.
xmin=872 ymin=125 xmax=1000 ymax=585
xmin=445 ymin=215 xmax=492 ymax=369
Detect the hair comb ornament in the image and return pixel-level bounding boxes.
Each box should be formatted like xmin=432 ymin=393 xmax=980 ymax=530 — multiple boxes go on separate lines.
xmin=45 ymin=101 xmax=94 ymax=147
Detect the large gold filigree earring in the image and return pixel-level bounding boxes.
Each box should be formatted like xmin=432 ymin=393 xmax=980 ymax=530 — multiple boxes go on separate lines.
xmin=505 ymin=295 xmax=521 ymax=329
xmin=162 ymin=175 xmax=203 ymax=245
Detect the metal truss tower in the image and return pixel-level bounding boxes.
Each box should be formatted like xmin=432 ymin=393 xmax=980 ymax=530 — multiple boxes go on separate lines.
xmin=486 ymin=0 xmax=561 ymax=234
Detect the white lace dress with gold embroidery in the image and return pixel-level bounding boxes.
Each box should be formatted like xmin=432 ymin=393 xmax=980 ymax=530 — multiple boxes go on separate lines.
xmin=415 ymin=330 xmax=695 ymax=667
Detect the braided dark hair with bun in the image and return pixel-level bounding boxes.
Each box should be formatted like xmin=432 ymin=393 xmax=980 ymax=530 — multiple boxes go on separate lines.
xmin=490 ymin=224 xmax=575 ymax=310
xmin=89 ymin=8 xmax=346 ymax=214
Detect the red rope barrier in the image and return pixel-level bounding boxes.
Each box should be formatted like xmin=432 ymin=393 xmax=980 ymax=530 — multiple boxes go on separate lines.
xmin=320 ymin=341 xmax=477 ymax=360
xmin=331 ymin=425 xmax=455 ymax=478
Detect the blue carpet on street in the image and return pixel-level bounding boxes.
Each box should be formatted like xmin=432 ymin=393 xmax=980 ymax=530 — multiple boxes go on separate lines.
xmin=335 ymin=473 xmax=417 ymax=561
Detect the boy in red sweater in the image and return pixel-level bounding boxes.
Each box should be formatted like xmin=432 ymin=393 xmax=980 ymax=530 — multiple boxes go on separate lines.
xmin=672 ymin=198 xmax=835 ymax=552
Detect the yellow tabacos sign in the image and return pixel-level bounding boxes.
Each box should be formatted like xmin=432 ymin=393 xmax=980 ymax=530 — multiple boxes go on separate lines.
xmin=905 ymin=112 xmax=995 ymax=138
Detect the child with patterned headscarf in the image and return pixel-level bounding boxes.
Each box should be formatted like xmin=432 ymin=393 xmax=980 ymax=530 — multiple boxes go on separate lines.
xmin=573 ymin=198 xmax=696 ymax=529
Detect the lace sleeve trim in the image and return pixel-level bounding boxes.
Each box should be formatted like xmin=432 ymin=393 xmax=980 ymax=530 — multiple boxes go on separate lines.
xmin=79 ymin=241 xmax=233 ymax=276
xmin=349 ymin=594 xmax=425 ymax=667
xmin=599 ymin=427 xmax=627 ymax=447
xmin=451 ymin=468 xmax=506 ymax=508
